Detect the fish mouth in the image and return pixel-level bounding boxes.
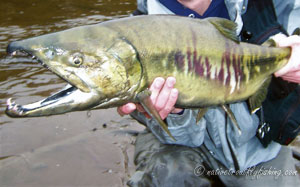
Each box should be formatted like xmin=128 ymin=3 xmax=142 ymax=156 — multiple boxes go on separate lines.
xmin=7 ymin=43 xmax=43 ymax=67
xmin=6 ymin=85 xmax=78 ymax=117
xmin=5 ymin=42 xmax=98 ymax=118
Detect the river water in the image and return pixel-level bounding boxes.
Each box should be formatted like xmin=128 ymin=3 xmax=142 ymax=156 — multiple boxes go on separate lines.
xmin=0 ymin=0 xmax=136 ymax=124
xmin=0 ymin=1 xmax=147 ymax=186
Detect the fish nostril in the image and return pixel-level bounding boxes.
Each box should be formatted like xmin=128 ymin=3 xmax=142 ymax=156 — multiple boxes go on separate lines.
xmin=45 ymin=50 xmax=55 ymax=59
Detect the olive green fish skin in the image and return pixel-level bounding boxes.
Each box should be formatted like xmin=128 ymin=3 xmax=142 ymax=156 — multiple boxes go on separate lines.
xmin=103 ymin=15 xmax=290 ymax=107
xmin=5 ymin=15 xmax=291 ymax=117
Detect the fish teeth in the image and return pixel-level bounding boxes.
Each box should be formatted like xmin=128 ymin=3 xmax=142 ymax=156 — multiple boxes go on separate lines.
xmin=7 ymin=98 xmax=18 ymax=109
xmin=6 ymin=100 xmax=11 ymax=109
xmin=7 ymin=98 xmax=13 ymax=105
xmin=6 ymin=98 xmax=24 ymax=116
xmin=6 ymin=98 xmax=15 ymax=110
xmin=12 ymin=104 xmax=18 ymax=111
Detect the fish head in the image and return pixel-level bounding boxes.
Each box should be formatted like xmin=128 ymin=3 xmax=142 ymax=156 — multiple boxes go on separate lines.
xmin=6 ymin=26 xmax=142 ymax=117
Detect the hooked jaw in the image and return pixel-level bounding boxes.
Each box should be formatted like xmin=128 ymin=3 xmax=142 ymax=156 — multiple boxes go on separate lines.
xmin=5 ymin=34 xmax=141 ymax=117
xmin=5 ymin=85 xmax=100 ymax=117
xmin=6 ymin=98 xmax=26 ymax=117
xmin=5 ymin=42 xmax=98 ymax=117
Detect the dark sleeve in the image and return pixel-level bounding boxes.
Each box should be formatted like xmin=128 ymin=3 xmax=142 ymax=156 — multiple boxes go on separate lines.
xmin=240 ymin=0 xmax=288 ymax=44
xmin=243 ymin=1 xmax=300 ymax=147
xmin=241 ymin=0 xmax=297 ymax=99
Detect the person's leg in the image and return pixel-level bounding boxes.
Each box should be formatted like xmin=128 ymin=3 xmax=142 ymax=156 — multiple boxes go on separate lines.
xmin=220 ymin=146 xmax=300 ymax=187
xmin=128 ymin=131 xmax=213 ymax=187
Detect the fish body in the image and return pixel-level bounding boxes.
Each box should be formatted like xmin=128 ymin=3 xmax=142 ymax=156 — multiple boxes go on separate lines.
xmin=5 ymin=15 xmax=291 ymax=118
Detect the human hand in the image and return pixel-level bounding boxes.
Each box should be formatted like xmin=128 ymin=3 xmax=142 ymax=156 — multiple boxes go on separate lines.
xmin=117 ymin=77 xmax=183 ymax=120
xmin=273 ymin=34 xmax=300 ymax=83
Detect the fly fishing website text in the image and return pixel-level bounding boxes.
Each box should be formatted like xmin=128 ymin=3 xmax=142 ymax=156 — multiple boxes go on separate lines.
xmin=194 ymin=165 xmax=298 ymax=179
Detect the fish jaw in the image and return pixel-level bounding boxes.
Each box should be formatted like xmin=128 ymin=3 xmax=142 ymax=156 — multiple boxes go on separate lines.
xmin=5 ymin=85 xmax=102 ymax=117
xmin=5 ymin=41 xmax=100 ymax=117
xmin=5 ymin=26 xmax=143 ymax=117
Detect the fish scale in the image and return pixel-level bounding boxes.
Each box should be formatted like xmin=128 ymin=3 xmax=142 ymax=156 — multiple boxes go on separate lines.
xmin=5 ymin=15 xmax=291 ymax=140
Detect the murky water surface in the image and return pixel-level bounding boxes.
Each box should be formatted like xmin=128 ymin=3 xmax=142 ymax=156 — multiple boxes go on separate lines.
xmin=0 ymin=0 xmax=135 ymax=121
xmin=0 ymin=1 xmax=144 ymax=186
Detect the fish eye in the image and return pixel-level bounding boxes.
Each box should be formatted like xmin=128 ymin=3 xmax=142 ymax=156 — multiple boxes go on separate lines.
xmin=73 ymin=56 xmax=83 ymax=66
xmin=70 ymin=53 xmax=83 ymax=66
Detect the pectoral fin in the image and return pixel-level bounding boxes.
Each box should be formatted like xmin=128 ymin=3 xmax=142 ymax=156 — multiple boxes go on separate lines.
xmin=221 ymin=104 xmax=242 ymax=135
xmin=136 ymin=90 xmax=176 ymax=141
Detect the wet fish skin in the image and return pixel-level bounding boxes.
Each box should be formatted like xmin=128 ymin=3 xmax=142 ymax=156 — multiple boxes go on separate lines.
xmin=5 ymin=15 xmax=291 ymax=118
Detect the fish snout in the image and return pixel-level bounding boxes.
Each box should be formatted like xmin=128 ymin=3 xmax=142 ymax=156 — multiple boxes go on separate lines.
xmin=7 ymin=41 xmax=34 ymax=57
xmin=7 ymin=41 xmax=21 ymax=54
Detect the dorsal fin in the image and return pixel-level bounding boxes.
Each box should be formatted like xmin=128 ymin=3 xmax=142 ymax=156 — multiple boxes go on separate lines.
xmin=207 ymin=18 xmax=240 ymax=43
